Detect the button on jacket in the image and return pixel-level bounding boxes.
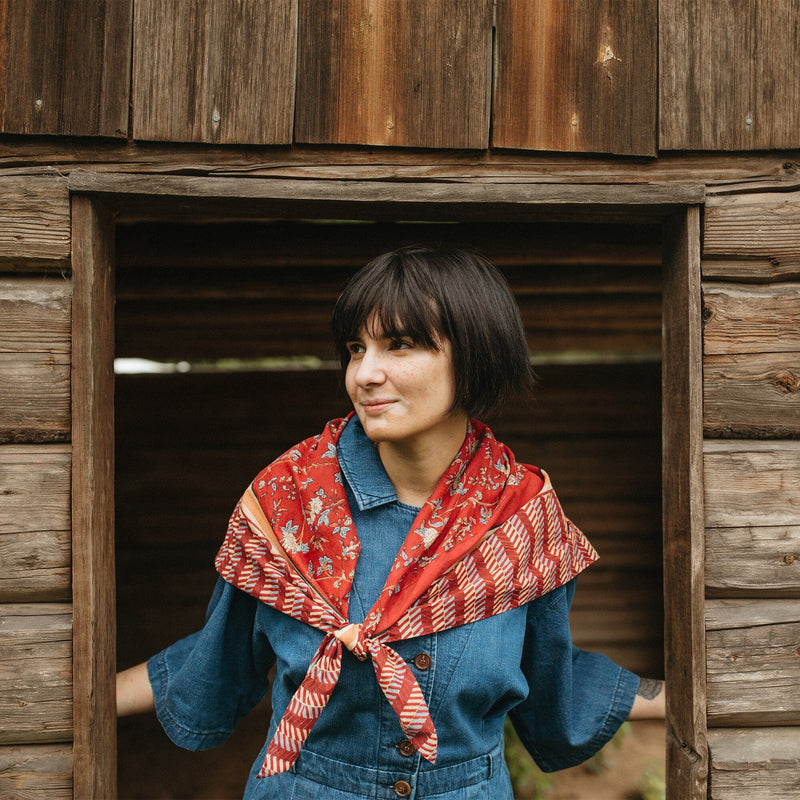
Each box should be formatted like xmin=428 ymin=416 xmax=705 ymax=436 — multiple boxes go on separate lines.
xmin=148 ymin=419 xmax=639 ymax=799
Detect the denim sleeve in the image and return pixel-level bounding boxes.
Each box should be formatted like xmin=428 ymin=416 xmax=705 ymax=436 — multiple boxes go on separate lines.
xmin=147 ymin=576 xmax=275 ymax=751
xmin=508 ymin=578 xmax=640 ymax=772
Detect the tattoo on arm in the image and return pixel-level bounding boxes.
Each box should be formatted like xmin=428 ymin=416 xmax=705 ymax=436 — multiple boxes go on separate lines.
xmin=636 ymin=678 xmax=664 ymax=701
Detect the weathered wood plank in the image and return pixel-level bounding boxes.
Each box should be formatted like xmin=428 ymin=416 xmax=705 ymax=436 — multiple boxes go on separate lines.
xmin=703 ymin=193 xmax=800 ymax=280
xmin=0 ymin=278 xmax=71 ymax=353
xmin=493 ymin=0 xmax=657 ymax=156
xmin=71 ymin=197 xmax=116 ymax=797
xmin=295 ymin=0 xmax=491 ymax=148
xmin=132 ymin=0 xmax=295 ymax=144
xmin=0 ymin=354 xmax=70 ymax=443
xmin=0 ymin=446 xmax=71 ymax=534
xmin=0 ymin=178 xmax=70 ymax=267
xmin=706 ymin=526 xmax=800 ymax=598
xmin=706 ymin=600 xmax=800 ymax=726
xmin=0 ymin=743 xmax=72 ymax=799
xmin=703 ymin=283 xmax=800 ymax=354
xmin=661 ymin=207 xmax=708 ymax=799
xmin=0 ymin=0 xmax=131 ymax=137
xmin=0 ymin=604 xmax=72 ymax=745
xmin=708 ymin=728 xmax=800 ymax=800
xmin=0 ymin=530 xmax=71 ymax=603
xmin=660 ymin=0 xmax=800 ymax=150
xmin=703 ymin=353 xmax=800 ymax=438
xmin=69 ymin=170 xmax=705 ymax=207
xmin=0 ymin=139 xmax=797 ymax=184
xmin=704 ymin=441 xmax=800 ymax=528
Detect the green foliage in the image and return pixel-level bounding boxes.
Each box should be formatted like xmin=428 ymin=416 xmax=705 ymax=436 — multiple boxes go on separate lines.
xmin=582 ymin=721 xmax=631 ymax=774
xmin=503 ymin=718 xmax=554 ymax=799
xmin=635 ymin=761 xmax=666 ymax=800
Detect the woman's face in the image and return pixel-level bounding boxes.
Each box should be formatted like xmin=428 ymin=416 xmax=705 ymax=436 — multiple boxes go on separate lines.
xmin=345 ymin=320 xmax=465 ymax=450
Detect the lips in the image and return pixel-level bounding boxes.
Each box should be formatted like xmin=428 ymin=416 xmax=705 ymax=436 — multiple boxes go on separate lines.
xmin=360 ymin=399 xmax=396 ymax=414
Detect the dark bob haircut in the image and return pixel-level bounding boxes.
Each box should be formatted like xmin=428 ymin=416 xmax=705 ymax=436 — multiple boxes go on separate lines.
xmin=331 ymin=245 xmax=534 ymax=419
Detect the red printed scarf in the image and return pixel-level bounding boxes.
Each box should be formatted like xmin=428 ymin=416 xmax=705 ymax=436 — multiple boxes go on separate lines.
xmin=215 ymin=416 xmax=598 ymax=777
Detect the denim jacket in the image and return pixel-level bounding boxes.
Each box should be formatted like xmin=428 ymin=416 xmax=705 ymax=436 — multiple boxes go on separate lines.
xmin=148 ymin=419 xmax=639 ymax=799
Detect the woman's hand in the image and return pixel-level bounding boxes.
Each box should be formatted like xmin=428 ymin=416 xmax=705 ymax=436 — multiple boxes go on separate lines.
xmin=627 ymin=678 xmax=665 ymax=719
xmin=116 ymin=661 xmax=156 ymax=717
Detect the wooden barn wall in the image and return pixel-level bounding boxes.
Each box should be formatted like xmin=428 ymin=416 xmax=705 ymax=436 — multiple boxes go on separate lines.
xmin=702 ymin=188 xmax=800 ymax=800
xmin=0 ymin=176 xmax=73 ymax=796
xmin=2 ymin=0 xmax=800 ymax=151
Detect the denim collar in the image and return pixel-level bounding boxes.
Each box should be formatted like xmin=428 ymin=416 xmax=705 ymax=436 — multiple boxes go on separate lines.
xmin=337 ymin=416 xmax=398 ymax=511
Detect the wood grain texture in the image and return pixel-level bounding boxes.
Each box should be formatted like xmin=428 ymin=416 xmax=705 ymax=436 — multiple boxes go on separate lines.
xmin=0 ymin=604 xmax=72 ymax=745
xmin=0 ymin=0 xmax=131 ymax=137
xmin=661 ymin=0 xmax=800 ymax=150
xmin=0 ymin=278 xmax=71 ymax=353
xmin=704 ymin=441 xmax=800 ymax=528
xmin=0 ymin=744 xmax=72 ymax=799
xmin=70 ymin=197 xmax=116 ymax=799
xmin=703 ymin=192 xmax=800 ymax=280
xmin=706 ymin=599 xmax=800 ymax=726
xmin=704 ymin=353 xmax=800 ymax=439
xmin=2 ymin=139 xmax=798 ymax=185
xmin=705 ymin=526 xmax=800 ymax=598
xmin=0 ymin=354 xmax=70 ymax=443
xmin=661 ymin=207 xmax=708 ymax=799
xmin=493 ymin=0 xmax=657 ymax=156
xmin=295 ymin=0 xmax=491 ymax=148
xmin=132 ymin=0 xmax=296 ymax=144
xmin=0 ymin=446 xmax=71 ymax=535
xmin=0 ymin=529 xmax=71 ymax=603
xmin=0 ymin=178 xmax=69 ymax=267
xmin=703 ymin=283 xmax=800 ymax=355
xmin=708 ymin=728 xmax=800 ymax=800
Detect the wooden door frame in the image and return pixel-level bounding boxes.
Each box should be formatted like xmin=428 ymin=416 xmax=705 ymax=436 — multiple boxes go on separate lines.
xmin=70 ymin=175 xmax=707 ymax=799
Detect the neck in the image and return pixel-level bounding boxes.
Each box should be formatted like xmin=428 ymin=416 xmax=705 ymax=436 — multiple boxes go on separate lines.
xmin=377 ymin=413 xmax=469 ymax=507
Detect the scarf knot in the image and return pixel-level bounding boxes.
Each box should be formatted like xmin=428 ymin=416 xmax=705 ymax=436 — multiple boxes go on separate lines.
xmin=334 ymin=622 xmax=369 ymax=661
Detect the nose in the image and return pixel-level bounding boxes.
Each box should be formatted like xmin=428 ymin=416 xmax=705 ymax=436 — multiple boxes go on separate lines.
xmin=352 ymin=346 xmax=385 ymax=387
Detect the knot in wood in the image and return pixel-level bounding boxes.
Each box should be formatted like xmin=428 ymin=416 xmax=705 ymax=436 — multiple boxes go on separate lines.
xmin=773 ymin=371 xmax=799 ymax=394
xmin=782 ymin=554 xmax=796 ymax=565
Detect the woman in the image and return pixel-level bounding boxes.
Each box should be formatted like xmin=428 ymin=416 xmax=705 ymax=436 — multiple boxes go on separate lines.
xmin=118 ymin=246 xmax=664 ymax=799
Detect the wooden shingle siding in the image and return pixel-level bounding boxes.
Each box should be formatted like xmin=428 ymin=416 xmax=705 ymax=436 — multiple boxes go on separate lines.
xmin=0 ymin=178 xmax=70 ymax=269
xmin=0 ymin=446 xmax=71 ymax=603
xmin=0 ymin=604 xmax=72 ymax=745
xmin=132 ymin=0 xmax=296 ymax=144
xmin=703 ymin=354 xmax=800 ymax=439
xmin=295 ymin=0 xmax=492 ymax=148
xmin=703 ymin=284 xmax=800 ymax=355
xmin=660 ymin=0 xmax=800 ymax=151
xmin=0 ymin=0 xmax=132 ymax=137
xmin=0 ymin=278 xmax=71 ymax=444
xmin=706 ymin=599 xmax=800 ymax=726
xmin=0 ymin=744 xmax=72 ymax=799
xmin=493 ymin=0 xmax=657 ymax=156
xmin=704 ymin=442 xmax=800 ymax=529
xmin=706 ymin=526 xmax=800 ymax=599
xmin=708 ymin=728 xmax=800 ymax=800
xmin=703 ymin=193 xmax=800 ymax=281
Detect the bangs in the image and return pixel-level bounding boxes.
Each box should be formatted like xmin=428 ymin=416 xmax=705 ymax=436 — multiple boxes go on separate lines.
xmin=332 ymin=251 xmax=449 ymax=366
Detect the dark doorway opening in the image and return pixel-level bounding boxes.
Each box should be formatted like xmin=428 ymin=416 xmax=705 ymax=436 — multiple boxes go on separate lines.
xmin=114 ymin=219 xmax=664 ymax=797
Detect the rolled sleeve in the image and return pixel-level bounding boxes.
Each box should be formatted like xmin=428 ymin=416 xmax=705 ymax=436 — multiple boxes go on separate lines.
xmin=147 ymin=577 xmax=275 ymax=751
xmin=509 ymin=579 xmax=639 ymax=772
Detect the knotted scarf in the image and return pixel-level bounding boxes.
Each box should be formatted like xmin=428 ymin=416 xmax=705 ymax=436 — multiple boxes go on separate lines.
xmin=215 ymin=415 xmax=598 ymax=777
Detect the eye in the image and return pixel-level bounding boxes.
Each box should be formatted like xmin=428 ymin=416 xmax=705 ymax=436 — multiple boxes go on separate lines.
xmin=389 ymin=337 xmax=414 ymax=350
xmin=346 ymin=341 xmax=365 ymax=356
